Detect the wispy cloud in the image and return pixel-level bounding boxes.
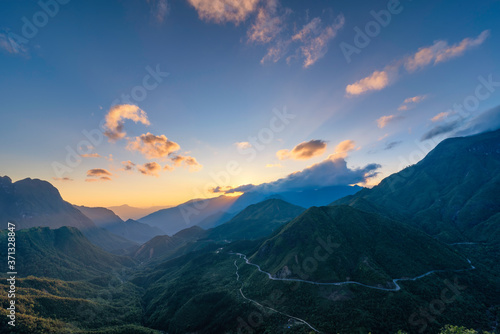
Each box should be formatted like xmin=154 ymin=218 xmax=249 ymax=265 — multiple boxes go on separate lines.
xmin=346 ymin=70 xmax=390 ymax=96
xmin=277 ymin=139 xmax=327 ymax=160
xmin=346 ymin=30 xmax=490 ymax=96
xmin=377 ymin=114 xmax=404 ymax=128
xmin=383 ymin=141 xmax=402 ymax=151
xmin=247 ymin=0 xmax=289 ymax=44
xmin=292 ymin=16 xmax=345 ymax=68
xmin=187 ymin=0 xmax=260 ymax=24
xmin=81 ymin=153 xmax=102 ymax=158
xmin=146 ymin=0 xmax=169 ymax=24
xmin=431 ymin=111 xmax=451 ymax=122
xmin=52 ymin=177 xmax=74 ymax=182
xmin=0 ymin=33 xmax=28 ymax=56
xmin=398 ymin=94 xmax=427 ymax=110
xmin=121 ymin=160 xmax=136 ymax=171
xmin=405 ymin=30 xmax=490 ymax=72
xmin=234 ymin=141 xmax=252 ymax=149
xmin=421 ymin=120 xmax=462 ymax=141
xmin=103 ymin=104 xmax=150 ymax=141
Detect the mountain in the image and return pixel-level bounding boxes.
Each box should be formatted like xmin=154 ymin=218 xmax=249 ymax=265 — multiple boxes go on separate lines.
xmin=139 ymin=195 xmax=239 ymax=235
xmin=333 ymin=129 xmax=500 ymax=243
xmin=107 ymin=204 xmax=171 ymax=221
xmin=0 ymin=176 xmax=137 ymax=252
xmin=133 ymin=226 xmax=206 ymax=262
xmin=251 ymin=205 xmax=469 ymax=285
xmin=75 ymin=205 xmax=165 ymax=244
xmin=205 ymin=199 xmax=305 ymax=241
xmin=0 ymin=226 xmax=134 ymax=280
xmin=228 ymin=185 xmax=362 ymax=213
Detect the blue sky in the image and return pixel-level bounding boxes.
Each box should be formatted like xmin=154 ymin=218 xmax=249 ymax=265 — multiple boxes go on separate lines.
xmin=0 ymin=0 xmax=499 ymax=207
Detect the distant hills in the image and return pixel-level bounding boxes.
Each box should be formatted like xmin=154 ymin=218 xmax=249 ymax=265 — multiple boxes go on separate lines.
xmin=75 ymin=205 xmax=165 ymax=244
xmin=138 ymin=185 xmax=361 ymax=236
xmin=333 ymin=129 xmax=500 ymax=243
xmin=107 ymin=204 xmax=171 ymax=221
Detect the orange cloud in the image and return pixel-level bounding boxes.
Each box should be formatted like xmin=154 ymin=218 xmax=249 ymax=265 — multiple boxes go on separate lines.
xmin=405 ymin=30 xmax=490 ymax=72
xmin=431 ymin=111 xmax=451 ymax=122
xmin=187 ymin=0 xmax=259 ymax=24
xmin=85 ymin=176 xmax=111 ymax=182
xmin=171 ymin=155 xmax=203 ymax=171
xmin=121 ymin=160 xmax=136 ymax=171
xmin=127 ymin=132 xmax=180 ymax=159
xmin=52 ymin=177 xmax=73 ymax=182
xmin=138 ymin=162 xmax=162 ymax=177
xmin=327 ymin=139 xmax=356 ymax=160
xmin=104 ymin=104 xmax=150 ymax=141
xmin=81 ymin=153 xmax=101 ymax=158
xmin=247 ymin=0 xmax=288 ymax=44
xmin=277 ymin=139 xmax=327 ymax=160
xmin=86 ymin=169 xmax=112 ymax=177
xmin=377 ymin=115 xmax=403 ymax=128
xmin=346 ymin=70 xmax=390 ymax=96
xmin=398 ymin=95 xmax=427 ymax=111
xmin=346 ymin=31 xmax=489 ymax=96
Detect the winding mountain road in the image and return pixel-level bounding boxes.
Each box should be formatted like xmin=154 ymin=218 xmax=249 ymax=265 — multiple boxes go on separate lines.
xmin=230 ymin=252 xmax=475 ymax=292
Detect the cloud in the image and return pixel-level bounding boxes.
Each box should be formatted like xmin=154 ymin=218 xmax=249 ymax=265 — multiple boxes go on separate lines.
xmin=187 ymin=0 xmax=260 ymax=24
xmin=420 ymin=120 xmax=462 ymax=141
xmin=235 ymin=141 xmax=252 ymax=149
xmin=431 ymin=111 xmax=451 ymax=122
xmin=329 ymin=139 xmax=356 ymax=159
xmin=171 ymin=155 xmax=203 ymax=171
xmin=454 ymin=105 xmax=500 ymax=137
xmin=398 ymin=95 xmax=427 ymax=110
xmin=377 ymin=114 xmax=404 ymax=128
xmin=146 ymin=0 xmax=169 ymax=23
xmin=261 ymin=39 xmax=291 ymax=64
xmin=81 ymin=153 xmax=101 ymax=158
xmin=138 ymin=162 xmax=162 ymax=177
xmin=346 ymin=70 xmax=390 ymax=96
xmin=383 ymin=141 xmax=402 ymax=151
xmin=86 ymin=169 xmax=112 ymax=177
xmin=405 ymin=30 xmax=490 ymax=72
xmin=293 ymin=15 xmax=345 ymax=68
xmin=52 ymin=177 xmax=74 ymax=182
xmin=121 ymin=160 xmax=136 ymax=171
xmin=104 ymin=104 xmax=150 ymax=141
xmin=247 ymin=0 xmax=289 ymax=44
xmin=277 ymin=139 xmax=327 ymax=160
xmin=266 ymin=163 xmax=282 ymax=168
xmin=346 ymin=31 xmax=490 ymax=96
xmin=86 ymin=176 xmax=112 ymax=182
xmin=0 ymin=33 xmax=28 ymax=56
xmin=224 ymin=156 xmax=380 ymax=194
xmin=127 ymin=132 xmax=180 ymax=159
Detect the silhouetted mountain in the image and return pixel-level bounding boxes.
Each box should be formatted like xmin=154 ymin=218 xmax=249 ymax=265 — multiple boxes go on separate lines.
xmin=228 ymin=185 xmax=362 ymax=212
xmin=333 ymin=129 xmax=500 ymax=243
xmin=0 ymin=176 xmax=136 ymax=252
xmin=205 ymin=199 xmax=304 ymax=241
xmin=139 ymin=195 xmax=238 ymax=235
xmin=75 ymin=205 xmax=164 ymax=244
xmin=107 ymin=204 xmax=171 ymax=221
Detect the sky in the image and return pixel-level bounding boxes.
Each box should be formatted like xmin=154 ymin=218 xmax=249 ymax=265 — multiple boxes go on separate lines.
xmin=0 ymin=0 xmax=499 ymax=207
